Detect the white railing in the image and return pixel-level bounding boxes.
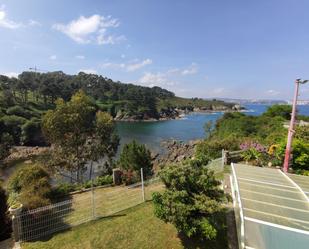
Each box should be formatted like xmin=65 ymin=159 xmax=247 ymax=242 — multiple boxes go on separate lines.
xmin=231 ymin=163 xmax=245 ymax=249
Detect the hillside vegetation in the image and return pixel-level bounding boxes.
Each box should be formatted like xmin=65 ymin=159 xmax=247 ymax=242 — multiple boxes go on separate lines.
xmin=0 ymin=71 xmax=236 ymax=147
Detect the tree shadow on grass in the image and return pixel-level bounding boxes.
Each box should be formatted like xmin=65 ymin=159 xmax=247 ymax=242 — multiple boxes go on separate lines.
xmin=178 ymin=211 xmax=229 ymax=249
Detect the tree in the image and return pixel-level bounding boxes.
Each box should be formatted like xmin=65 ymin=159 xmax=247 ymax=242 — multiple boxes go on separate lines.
xmin=118 ymin=140 xmax=153 ymax=178
xmin=263 ymin=104 xmax=292 ymax=120
xmin=21 ymin=118 xmax=45 ymax=146
xmin=1 ymin=115 xmax=28 ymax=144
xmin=7 ymin=164 xmax=52 ymax=209
xmin=152 ymin=159 xmax=226 ymax=240
xmin=203 ymin=120 xmax=213 ymax=139
xmin=42 ymin=91 xmax=119 ymax=182
xmin=0 ymin=132 xmax=13 ymax=161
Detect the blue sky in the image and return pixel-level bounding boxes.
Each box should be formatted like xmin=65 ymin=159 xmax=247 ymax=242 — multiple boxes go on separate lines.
xmin=1 ymin=0 xmax=309 ymax=100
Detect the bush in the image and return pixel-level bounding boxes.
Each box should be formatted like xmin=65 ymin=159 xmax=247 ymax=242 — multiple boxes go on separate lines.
xmin=94 ymin=175 xmax=113 ymax=186
xmin=51 ymin=175 xmax=113 ymax=198
xmin=152 ymin=159 xmax=226 ymax=240
xmin=0 ymin=185 xmax=11 ymax=240
xmin=118 ymin=140 xmax=153 ymax=178
xmin=195 ymin=136 xmax=241 ymax=159
xmin=263 ymin=104 xmax=291 ymax=120
xmin=7 ymin=164 xmax=52 ymax=209
xmin=121 ymin=170 xmax=140 ymax=185
xmin=292 ymin=139 xmax=309 ymax=171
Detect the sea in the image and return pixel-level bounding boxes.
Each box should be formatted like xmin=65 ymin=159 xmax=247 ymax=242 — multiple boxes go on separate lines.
xmin=116 ymin=104 xmax=309 ymax=153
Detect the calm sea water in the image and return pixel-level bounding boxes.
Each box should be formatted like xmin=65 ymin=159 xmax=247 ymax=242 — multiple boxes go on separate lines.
xmin=116 ymin=104 xmax=309 ymax=153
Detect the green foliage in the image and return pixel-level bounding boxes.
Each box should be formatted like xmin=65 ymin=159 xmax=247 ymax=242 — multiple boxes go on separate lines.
xmin=0 ymin=185 xmax=11 ymax=240
xmin=152 ymin=159 xmax=226 ymax=240
xmin=21 ymin=118 xmax=44 ymax=145
xmin=203 ymin=120 xmax=213 ymax=139
xmin=0 ymin=132 xmax=13 ymax=160
xmin=195 ymin=136 xmax=240 ymax=159
xmin=0 ymin=71 xmax=234 ymax=147
xmin=7 ymin=164 xmax=52 ymax=209
xmin=118 ymin=140 xmax=153 ymax=179
xmin=0 ymin=115 xmax=27 ymax=143
xmin=51 ymin=175 xmax=113 ymax=198
xmin=263 ymin=104 xmax=292 ymax=120
xmin=42 ymin=91 xmax=119 ymax=183
xmin=295 ymin=125 xmax=309 ymax=141
xmin=292 ymin=139 xmax=309 ymax=171
xmin=7 ymin=105 xmax=31 ymax=119
xmin=298 ymin=115 xmax=309 ymax=122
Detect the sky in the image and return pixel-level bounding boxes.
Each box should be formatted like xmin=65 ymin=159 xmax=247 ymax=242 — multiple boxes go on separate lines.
xmin=1 ymin=0 xmax=309 ymax=100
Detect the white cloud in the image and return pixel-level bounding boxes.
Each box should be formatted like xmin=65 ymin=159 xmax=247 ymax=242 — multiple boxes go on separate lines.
xmin=2 ymin=72 xmax=19 ymax=78
xmin=126 ymin=59 xmax=152 ymax=72
xmin=0 ymin=6 xmax=40 ymax=29
xmin=79 ymin=69 xmax=97 ymax=74
xmin=101 ymin=58 xmax=152 ymax=72
xmin=53 ymin=14 xmax=124 ymax=45
xmin=0 ymin=8 xmax=22 ymax=29
xmin=28 ymin=19 xmax=41 ymax=27
xmin=266 ymin=89 xmax=280 ymax=96
xmin=166 ymin=68 xmax=180 ymax=74
xmin=181 ymin=63 xmax=198 ymax=75
xmin=97 ymin=32 xmax=125 ymax=45
xmin=138 ymin=72 xmax=175 ymax=87
xmin=101 ymin=62 xmax=126 ymax=70
xmin=49 ymin=55 xmax=57 ymax=60
xmin=75 ymin=55 xmax=85 ymax=60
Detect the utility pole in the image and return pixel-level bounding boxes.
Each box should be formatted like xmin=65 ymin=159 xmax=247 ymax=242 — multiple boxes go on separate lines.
xmin=283 ymin=79 xmax=308 ymax=172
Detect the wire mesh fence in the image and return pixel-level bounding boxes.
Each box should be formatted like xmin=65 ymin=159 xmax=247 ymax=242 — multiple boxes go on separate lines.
xmin=11 ymin=155 xmax=227 ymax=242
xmin=12 ymin=176 xmax=161 ymax=242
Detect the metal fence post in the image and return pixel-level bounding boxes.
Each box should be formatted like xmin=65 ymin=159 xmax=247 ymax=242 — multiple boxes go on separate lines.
xmin=141 ymin=168 xmax=145 ymax=202
xmin=91 ymin=180 xmax=96 ymax=220
xmin=9 ymin=207 xmax=22 ymax=242
xmin=221 ymin=149 xmax=225 ymax=171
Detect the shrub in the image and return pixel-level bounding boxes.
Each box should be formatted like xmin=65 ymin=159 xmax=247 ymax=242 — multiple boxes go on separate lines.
xmin=152 ymin=159 xmax=226 ymax=240
xmin=51 ymin=175 xmax=113 ymax=198
xmin=121 ymin=170 xmax=140 ymax=185
xmin=195 ymin=136 xmax=241 ymax=159
xmin=7 ymin=164 xmax=52 ymax=209
xmin=94 ymin=175 xmax=113 ymax=186
xmin=240 ymin=141 xmax=268 ymax=166
xmin=263 ymin=104 xmax=291 ymax=120
xmin=292 ymin=139 xmax=309 ymax=171
xmin=0 ymin=185 xmax=11 ymax=240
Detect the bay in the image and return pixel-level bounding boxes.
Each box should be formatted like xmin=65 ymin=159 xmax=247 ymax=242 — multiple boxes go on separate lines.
xmin=116 ymin=104 xmax=309 ymax=153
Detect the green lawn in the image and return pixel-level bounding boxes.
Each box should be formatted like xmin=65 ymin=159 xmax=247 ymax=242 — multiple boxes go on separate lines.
xmin=22 ymin=202 xmax=229 ymax=249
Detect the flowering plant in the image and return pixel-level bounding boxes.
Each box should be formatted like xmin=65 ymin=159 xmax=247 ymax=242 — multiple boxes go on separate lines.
xmin=240 ymin=141 xmax=268 ymax=166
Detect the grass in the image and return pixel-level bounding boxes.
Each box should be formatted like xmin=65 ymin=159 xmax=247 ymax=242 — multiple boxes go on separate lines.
xmin=22 ymin=202 xmax=228 ymax=249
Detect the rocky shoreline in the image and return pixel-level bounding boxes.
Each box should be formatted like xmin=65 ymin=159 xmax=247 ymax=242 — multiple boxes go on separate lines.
xmin=152 ymin=139 xmax=200 ymax=170
xmin=114 ymin=104 xmax=244 ymax=122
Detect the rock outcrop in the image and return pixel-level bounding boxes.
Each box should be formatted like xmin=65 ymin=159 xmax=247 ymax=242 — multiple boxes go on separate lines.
xmin=152 ymin=140 xmax=201 ymax=170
